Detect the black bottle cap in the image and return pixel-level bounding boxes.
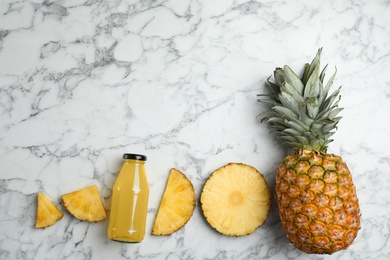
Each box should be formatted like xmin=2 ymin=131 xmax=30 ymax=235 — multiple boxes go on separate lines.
xmin=123 ymin=153 xmax=147 ymax=161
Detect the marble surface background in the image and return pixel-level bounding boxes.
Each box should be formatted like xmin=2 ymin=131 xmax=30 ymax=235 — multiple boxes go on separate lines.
xmin=1 ymin=0 xmax=389 ymax=259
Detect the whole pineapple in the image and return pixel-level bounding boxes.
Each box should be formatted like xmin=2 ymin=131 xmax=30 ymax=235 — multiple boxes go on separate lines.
xmin=258 ymin=49 xmax=360 ymax=254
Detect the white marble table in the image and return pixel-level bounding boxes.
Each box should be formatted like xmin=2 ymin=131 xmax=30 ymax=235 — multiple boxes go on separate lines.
xmin=1 ymin=0 xmax=389 ymax=259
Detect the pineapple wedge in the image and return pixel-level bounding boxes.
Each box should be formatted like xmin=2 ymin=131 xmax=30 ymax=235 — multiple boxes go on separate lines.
xmin=62 ymin=185 xmax=106 ymax=222
xmin=152 ymin=168 xmax=196 ymax=235
xmin=200 ymin=163 xmax=271 ymax=236
xmin=35 ymin=192 xmax=63 ymax=229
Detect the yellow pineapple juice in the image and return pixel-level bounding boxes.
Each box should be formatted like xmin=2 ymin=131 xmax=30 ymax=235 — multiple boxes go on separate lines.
xmin=108 ymin=154 xmax=149 ymax=242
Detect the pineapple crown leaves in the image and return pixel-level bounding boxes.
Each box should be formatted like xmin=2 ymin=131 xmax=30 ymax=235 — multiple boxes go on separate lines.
xmin=258 ymin=48 xmax=343 ymax=152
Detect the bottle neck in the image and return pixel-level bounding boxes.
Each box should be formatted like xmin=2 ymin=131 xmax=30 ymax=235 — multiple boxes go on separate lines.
xmin=124 ymin=159 xmax=145 ymax=165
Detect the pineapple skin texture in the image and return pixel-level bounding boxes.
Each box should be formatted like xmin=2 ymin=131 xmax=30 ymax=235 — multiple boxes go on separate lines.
xmin=276 ymin=150 xmax=360 ymax=254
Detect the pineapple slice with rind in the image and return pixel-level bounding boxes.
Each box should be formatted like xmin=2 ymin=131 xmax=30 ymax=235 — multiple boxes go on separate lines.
xmin=200 ymin=163 xmax=271 ymax=236
xmin=152 ymin=168 xmax=196 ymax=235
xmin=62 ymin=185 xmax=106 ymax=222
xmin=35 ymin=192 xmax=63 ymax=229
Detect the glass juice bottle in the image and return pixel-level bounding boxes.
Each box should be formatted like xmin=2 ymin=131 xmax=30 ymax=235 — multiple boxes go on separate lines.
xmin=108 ymin=154 xmax=149 ymax=242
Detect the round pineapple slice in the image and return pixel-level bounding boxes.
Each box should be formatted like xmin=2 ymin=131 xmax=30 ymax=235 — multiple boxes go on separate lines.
xmin=35 ymin=192 xmax=63 ymax=229
xmin=62 ymin=185 xmax=106 ymax=222
xmin=152 ymin=168 xmax=196 ymax=236
xmin=200 ymin=163 xmax=271 ymax=236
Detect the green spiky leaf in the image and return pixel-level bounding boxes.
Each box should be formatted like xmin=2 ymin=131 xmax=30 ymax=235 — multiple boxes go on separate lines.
xmin=257 ymin=48 xmax=342 ymax=152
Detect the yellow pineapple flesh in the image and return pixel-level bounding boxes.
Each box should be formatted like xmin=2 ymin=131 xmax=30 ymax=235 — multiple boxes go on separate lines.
xmin=62 ymin=185 xmax=106 ymax=222
xmin=200 ymin=163 xmax=271 ymax=236
xmin=35 ymin=192 xmax=63 ymax=229
xmin=152 ymin=168 xmax=196 ymax=235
